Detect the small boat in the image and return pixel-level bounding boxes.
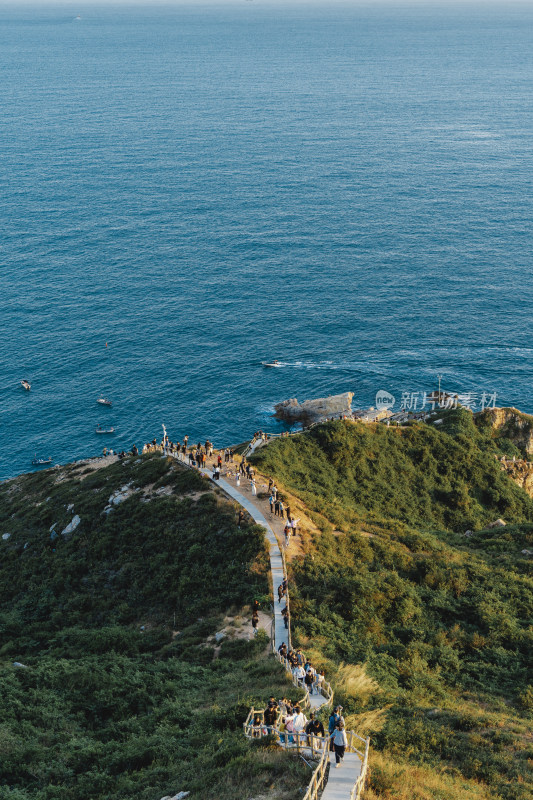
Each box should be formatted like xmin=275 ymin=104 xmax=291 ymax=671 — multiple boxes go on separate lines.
xmin=32 ymin=457 xmax=52 ymax=466
xmin=261 ymin=360 xmax=281 ymax=368
xmin=95 ymin=425 xmax=115 ymax=434
xmin=21 ymin=380 xmax=31 ymax=391
xmin=97 ymin=397 xmax=112 ymax=406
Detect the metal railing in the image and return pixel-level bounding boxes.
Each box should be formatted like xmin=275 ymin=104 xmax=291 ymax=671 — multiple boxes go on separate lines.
xmin=302 ymin=739 xmax=330 ymax=800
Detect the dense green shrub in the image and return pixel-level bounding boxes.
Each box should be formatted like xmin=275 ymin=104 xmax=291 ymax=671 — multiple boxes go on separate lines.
xmin=0 ymin=456 xmax=307 ymax=800
xmin=251 ymin=409 xmax=533 ymax=533
xmin=252 ymin=415 xmax=533 ymax=798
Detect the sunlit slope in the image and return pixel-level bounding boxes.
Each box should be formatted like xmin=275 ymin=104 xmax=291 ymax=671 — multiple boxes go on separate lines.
xmin=252 ymin=409 xmax=533 ymax=532
xmin=251 ymin=411 xmax=533 ymax=800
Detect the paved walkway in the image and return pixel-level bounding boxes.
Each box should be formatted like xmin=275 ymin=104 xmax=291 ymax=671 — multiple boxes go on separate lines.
xmin=321 ymin=752 xmax=362 ymax=800
xmin=169 ymin=448 xmax=365 ymax=798
xmin=206 ymin=473 xmax=364 ymax=791
xmin=205 ymin=474 xmax=288 ymax=651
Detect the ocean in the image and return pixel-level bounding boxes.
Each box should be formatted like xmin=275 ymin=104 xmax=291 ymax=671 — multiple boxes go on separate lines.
xmin=1 ymin=2 xmax=532 ymax=480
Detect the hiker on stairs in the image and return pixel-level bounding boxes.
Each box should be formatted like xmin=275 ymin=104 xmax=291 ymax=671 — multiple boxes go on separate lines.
xmin=330 ymin=720 xmax=348 ymax=768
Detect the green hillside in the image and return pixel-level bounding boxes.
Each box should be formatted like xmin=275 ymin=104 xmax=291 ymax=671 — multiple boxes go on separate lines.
xmin=251 ymin=410 xmax=533 ymax=800
xmin=252 ymin=408 xmax=533 ymax=534
xmin=0 ymin=454 xmax=307 ymax=800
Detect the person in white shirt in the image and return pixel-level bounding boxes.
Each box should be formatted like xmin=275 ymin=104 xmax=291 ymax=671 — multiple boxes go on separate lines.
xmin=295 ymin=664 xmax=306 ymax=686
xmin=292 ymin=705 xmax=308 ymax=746
xmin=314 ymin=670 xmax=325 ymax=696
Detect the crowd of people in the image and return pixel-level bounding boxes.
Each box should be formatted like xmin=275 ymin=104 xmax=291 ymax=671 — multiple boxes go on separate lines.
xmin=101 ymin=447 xmax=135 ymax=459
xmin=136 ymin=430 xmax=350 ymax=770
xmin=141 ymin=436 xmax=215 ymax=467
xmin=138 ymin=435 xmax=300 ymax=552
xmin=277 ymin=642 xmax=325 ymax=696
xmin=267 ymin=480 xmax=300 ymax=547
xmin=251 ymin=696 xmax=348 ymax=767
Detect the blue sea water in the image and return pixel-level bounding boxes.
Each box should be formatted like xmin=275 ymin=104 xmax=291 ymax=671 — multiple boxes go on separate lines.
xmin=1 ymin=2 xmax=532 ymax=480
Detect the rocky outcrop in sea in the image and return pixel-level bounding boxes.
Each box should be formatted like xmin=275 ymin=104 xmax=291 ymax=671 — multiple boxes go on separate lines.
xmin=274 ymin=391 xmax=354 ymax=423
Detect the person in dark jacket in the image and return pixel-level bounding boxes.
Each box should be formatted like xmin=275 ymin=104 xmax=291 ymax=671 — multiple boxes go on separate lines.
xmin=263 ymin=703 xmax=277 ymax=734
xmin=305 ymin=712 xmax=325 ymax=738
xmin=328 ymin=707 xmax=342 ymax=750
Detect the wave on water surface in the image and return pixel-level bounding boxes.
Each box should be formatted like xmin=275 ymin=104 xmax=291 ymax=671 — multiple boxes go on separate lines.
xmin=1 ymin=3 xmax=532 ymax=479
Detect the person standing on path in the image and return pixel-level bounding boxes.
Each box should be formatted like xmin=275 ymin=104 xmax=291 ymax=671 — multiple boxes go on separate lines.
xmin=284 ymin=524 xmax=291 ymax=548
xmin=236 ymin=472 xmax=241 ymax=487
xmin=305 ymin=712 xmax=325 ymax=742
xmin=251 ymin=611 xmax=259 ymax=636
xmin=328 ymin=708 xmax=340 ymax=751
xmin=292 ymin=705 xmax=308 ymax=746
xmin=295 ymin=664 xmax=306 ymax=687
xmin=263 ymin=701 xmax=277 ymax=732
xmin=330 ymin=721 xmax=348 ymax=767
xmin=304 ymin=666 xmax=315 ymax=694
xmin=251 ymin=478 xmax=257 ymax=496
xmin=314 ymin=670 xmax=325 ymax=695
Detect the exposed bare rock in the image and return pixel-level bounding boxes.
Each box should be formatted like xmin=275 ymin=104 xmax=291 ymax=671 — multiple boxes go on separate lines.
xmin=160 ymin=793 xmax=189 ymax=800
xmin=61 ymin=515 xmax=81 ymax=538
xmin=108 ymin=484 xmax=135 ymax=506
xmin=500 ymin=459 xmax=533 ymax=499
xmin=478 ymin=407 xmax=533 ymax=455
xmin=487 ymin=519 xmax=506 ymax=528
xmin=274 ymin=392 xmax=354 ymax=423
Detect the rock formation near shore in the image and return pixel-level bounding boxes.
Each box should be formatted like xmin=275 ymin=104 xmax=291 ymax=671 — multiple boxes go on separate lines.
xmin=500 ymin=459 xmax=533 ymax=499
xmin=274 ymin=392 xmax=354 ymax=423
xmin=478 ymin=407 xmax=533 ymax=456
